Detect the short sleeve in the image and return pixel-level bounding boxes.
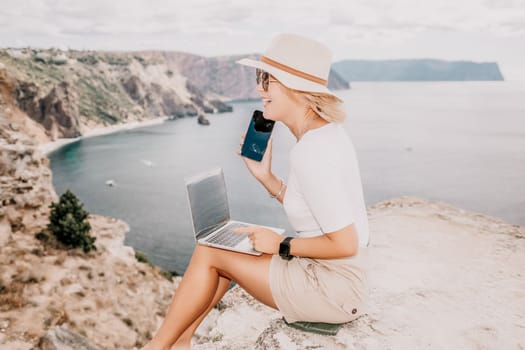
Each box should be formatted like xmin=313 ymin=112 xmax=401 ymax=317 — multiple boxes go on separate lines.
xmin=292 ymin=149 xmax=355 ymax=234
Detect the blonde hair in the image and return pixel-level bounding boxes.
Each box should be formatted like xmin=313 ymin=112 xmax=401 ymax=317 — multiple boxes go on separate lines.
xmin=287 ymin=89 xmax=346 ymax=123
xmin=271 ymin=73 xmax=346 ymax=123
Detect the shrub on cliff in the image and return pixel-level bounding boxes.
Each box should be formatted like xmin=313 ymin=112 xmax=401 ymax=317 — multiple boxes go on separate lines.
xmin=47 ymin=189 xmax=96 ymax=253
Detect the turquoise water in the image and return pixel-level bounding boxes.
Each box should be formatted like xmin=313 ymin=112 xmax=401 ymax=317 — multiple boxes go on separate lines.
xmin=48 ymin=82 xmax=525 ymax=273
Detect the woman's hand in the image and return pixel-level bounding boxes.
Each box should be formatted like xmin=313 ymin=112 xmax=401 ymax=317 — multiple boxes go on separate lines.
xmin=236 ymin=133 xmax=273 ymax=182
xmin=233 ymin=226 xmax=283 ymax=255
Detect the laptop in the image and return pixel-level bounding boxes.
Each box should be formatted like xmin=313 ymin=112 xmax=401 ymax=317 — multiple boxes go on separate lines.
xmin=185 ymin=167 xmax=285 ymax=255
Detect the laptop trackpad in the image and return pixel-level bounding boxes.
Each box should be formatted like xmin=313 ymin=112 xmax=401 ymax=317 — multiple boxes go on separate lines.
xmin=236 ymin=238 xmax=261 ymax=255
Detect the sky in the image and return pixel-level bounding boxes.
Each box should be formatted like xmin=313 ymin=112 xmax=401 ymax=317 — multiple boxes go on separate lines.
xmin=1 ymin=0 xmax=524 ymax=80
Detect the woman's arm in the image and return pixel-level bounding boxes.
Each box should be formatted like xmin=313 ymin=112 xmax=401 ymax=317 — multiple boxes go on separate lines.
xmin=289 ymin=223 xmax=358 ymax=259
xmin=259 ymin=172 xmax=287 ymax=204
xmin=235 ymin=223 xmax=358 ymax=259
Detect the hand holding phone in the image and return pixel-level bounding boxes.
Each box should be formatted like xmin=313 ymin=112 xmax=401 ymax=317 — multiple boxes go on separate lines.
xmin=241 ymin=110 xmax=275 ymax=162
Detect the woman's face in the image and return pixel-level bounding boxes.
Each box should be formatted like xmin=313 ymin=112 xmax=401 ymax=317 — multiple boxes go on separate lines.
xmin=256 ymin=72 xmax=296 ymax=122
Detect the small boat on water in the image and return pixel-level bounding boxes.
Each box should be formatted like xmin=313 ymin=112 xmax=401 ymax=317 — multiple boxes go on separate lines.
xmin=105 ymin=180 xmax=115 ymax=187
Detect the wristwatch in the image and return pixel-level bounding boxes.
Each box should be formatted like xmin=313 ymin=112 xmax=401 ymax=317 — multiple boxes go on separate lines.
xmin=279 ymin=237 xmax=294 ymax=260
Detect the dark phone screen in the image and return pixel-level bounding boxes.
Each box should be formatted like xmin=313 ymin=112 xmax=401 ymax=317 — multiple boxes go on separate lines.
xmin=253 ymin=110 xmax=275 ymax=132
xmin=241 ymin=110 xmax=275 ymax=161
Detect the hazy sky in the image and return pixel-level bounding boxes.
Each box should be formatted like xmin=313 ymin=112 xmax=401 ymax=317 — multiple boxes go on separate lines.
xmin=1 ymin=0 xmax=524 ymax=80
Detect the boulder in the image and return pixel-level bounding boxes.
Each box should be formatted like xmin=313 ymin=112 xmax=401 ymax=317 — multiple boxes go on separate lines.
xmin=197 ymin=115 xmax=210 ymax=125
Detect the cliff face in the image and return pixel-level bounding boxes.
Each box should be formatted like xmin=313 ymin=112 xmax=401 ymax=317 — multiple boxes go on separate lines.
xmin=0 ymin=49 xmax=233 ymax=143
xmin=16 ymin=80 xmax=82 ymax=139
xmin=0 ymin=112 xmax=57 ymax=242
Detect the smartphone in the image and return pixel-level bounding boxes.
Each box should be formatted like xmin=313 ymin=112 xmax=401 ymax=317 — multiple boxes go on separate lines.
xmin=241 ymin=110 xmax=275 ymax=162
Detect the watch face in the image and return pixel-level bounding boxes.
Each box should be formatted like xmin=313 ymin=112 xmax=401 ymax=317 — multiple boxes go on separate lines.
xmin=279 ymin=237 xmax=293 ymax=260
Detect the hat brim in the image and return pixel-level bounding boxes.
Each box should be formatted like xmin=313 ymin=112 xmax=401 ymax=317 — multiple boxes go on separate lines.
xmin=236 ymin=58 xmax=343 ymax=102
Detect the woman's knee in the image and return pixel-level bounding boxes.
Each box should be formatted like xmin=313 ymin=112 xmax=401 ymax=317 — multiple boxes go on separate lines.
xmin=191 ymin=245 xmax=234 ymax=270
xmin=191 ymin=245 xmax=270 ymax=277
xmin=193 ymin=244 xmax=242 ymax=262
xmin=192 ymin=244 xmax=216 ymax=259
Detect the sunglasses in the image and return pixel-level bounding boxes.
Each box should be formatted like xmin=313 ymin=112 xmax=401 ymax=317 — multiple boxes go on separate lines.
xmin=256 ymin=68 xmax=278 ymax=91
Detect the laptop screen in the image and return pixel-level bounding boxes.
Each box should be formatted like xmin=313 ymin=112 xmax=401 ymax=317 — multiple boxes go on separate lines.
xmin=186 ymin=168 xmax=230 ymax=239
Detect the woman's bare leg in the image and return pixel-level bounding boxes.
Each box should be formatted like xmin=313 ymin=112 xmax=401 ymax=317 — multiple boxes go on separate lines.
xmin=143 ymin=245 xmax=277 ymax=350
xmin=170 ymin=276 xmax=231 ymax=350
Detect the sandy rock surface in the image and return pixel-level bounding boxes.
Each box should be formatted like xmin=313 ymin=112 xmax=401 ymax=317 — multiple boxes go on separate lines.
xmin=191 ymin=197 xmax=525 ymax=349
xmin=0 ymin=214 xmax=178 ymax=349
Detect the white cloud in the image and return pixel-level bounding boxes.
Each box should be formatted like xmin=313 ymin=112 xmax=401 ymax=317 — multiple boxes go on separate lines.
xmin=2 ymin=0 xmax=524 ymax=42
xmin=0 ymin=0 xmax=524 ymax=78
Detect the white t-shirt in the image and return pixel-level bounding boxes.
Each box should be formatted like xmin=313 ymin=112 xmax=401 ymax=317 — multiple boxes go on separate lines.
xmin=283 ymin=122 xmax=370 ymax=247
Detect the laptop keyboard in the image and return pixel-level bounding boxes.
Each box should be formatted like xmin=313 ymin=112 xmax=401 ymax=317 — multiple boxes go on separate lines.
xmin=207 ymin=223 xmax=248 ymax=246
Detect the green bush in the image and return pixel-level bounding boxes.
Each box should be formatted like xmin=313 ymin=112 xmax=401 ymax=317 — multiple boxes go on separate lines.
xmin=135 ymin=251 xmax=152 ymax=265
xmin=159 ymin=270 xmax=174 ymax=282
xmin=47 ymin=189 xmax=96 ymax=253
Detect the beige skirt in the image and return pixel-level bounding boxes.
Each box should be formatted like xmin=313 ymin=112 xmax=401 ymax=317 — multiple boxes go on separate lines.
xmin=268 ymin=249 xmax=369 ymax=323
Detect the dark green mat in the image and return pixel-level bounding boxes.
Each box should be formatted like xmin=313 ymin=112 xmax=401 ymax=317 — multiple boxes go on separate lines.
xmin=283 ymin=318 xmax=344 ymax=336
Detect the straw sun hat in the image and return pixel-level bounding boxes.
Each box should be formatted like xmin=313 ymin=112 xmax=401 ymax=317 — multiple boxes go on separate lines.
xmin=236 ymin=33 xmax=341 ymax=101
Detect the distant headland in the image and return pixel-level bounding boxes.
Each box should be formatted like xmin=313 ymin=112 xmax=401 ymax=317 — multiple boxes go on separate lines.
xmin=332 ymin=59 xmax=504 ymax=82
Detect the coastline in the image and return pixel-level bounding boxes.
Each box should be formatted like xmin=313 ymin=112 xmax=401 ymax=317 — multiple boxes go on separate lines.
xmin=37 ymin=116 xmax=169 ymax=155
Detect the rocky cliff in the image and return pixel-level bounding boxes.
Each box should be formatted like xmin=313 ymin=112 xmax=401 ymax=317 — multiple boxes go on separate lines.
xmin=0 ymin=48 xmax=234 ymax=143
xmin=0 ymin=111 xmax=57 ymax=240
xmin=0 ymin=114 xmax=178 ymax=349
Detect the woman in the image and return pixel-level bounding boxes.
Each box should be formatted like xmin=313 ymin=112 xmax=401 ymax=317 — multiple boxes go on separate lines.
xmin=141 ymin=33 xmax=369 ymax=350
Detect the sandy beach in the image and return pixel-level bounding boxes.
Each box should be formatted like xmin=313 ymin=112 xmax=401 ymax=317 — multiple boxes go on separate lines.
xmin=37 ymin=116 xmax=169 ymax=155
